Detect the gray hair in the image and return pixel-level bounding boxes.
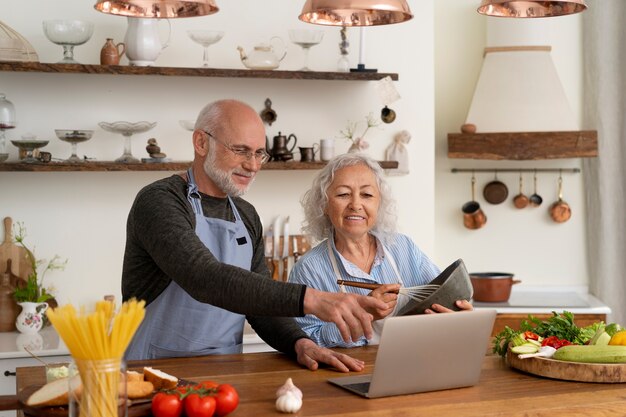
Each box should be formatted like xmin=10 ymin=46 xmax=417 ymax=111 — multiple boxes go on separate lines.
xmin=301 ymin=153 xmax=397 ymax=244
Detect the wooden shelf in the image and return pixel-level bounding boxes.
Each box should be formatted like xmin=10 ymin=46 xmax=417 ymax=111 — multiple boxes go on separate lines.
xmin=0 ymin=160 xmax=399 ymax=172
xmin=0 ymin=61 xmax=398 ymax=81
xmin=447 ymin=130 xmax=598 ymax=160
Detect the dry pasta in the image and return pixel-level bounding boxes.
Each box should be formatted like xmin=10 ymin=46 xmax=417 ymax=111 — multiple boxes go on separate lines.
xmin=46 ymin=299 xmax=146 ymax=417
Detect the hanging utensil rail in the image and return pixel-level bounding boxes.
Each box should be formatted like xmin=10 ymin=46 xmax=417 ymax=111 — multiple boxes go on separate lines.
xmin=451 ymin=168 xmax=580 ymax=174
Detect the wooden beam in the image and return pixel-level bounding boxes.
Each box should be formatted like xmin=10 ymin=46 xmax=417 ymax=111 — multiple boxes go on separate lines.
xmin=447 ymin=131 xmax=598 ymax=160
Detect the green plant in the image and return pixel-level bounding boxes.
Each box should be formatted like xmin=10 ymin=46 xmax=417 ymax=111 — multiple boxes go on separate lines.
xmin=12 ymin=222 xmax=66 ymax=303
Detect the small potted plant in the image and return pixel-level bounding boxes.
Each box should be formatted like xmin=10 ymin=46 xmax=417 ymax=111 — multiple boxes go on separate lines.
xmin=13 ymin=222 xmax=66 ymax=334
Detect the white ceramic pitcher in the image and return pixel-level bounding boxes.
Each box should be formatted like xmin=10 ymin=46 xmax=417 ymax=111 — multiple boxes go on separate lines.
xmin=124 ymin=17 xmax=171 ymax=66
xmin=15 ymin=302 xmax=48 ymax=334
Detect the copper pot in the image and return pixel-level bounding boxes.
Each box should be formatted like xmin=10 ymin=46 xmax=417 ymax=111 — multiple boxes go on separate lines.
xmin=549 ymin=174 xmax=571 ymax=223
xmin=469 ymin=273 xmax=521 ymax=302
xmin=462 ymin=175 xmax=487 ymax=230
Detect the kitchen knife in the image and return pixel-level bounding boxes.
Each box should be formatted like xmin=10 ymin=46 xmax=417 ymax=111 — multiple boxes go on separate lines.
xmin=292 ymin=235 xmax=300 ymax=264
xmin=272 ymin=216 xmax=281 ymax=280
xmin=282 ymin=216 xmax=290 ymax=282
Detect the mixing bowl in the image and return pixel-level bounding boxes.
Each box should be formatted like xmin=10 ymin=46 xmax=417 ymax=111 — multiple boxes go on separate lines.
xmin=397 ymin=259 xmax=473 ymax=316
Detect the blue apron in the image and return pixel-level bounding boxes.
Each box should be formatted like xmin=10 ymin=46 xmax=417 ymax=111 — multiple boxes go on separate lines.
xmin=125 ymin=168 xmax=253 ymax=360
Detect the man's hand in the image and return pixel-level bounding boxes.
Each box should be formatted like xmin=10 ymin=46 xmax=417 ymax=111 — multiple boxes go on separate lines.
xmin=368 ymin=284 xmax=400 ymax=321
xmin=424 ymin=299 xmax=473 ymax=314
xmin=303 ymin=288 xmax=388 ymax=343
xmin=294 ymin=338 xmax=365 ymax=373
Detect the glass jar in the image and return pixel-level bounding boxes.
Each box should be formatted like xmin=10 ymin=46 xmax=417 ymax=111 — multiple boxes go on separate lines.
xmin=0 ymin=93 xmax=16 ymax=154
xmin=69 ymin=357 xmax=127 ymax=417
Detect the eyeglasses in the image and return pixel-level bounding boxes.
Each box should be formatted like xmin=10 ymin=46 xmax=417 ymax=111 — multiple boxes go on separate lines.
xmin=202 ymin=130 xmax=270 ymax=164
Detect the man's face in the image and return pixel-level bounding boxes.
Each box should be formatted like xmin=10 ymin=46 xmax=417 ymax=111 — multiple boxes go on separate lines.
xmin=202 ymin=125 xmax=266 ymax=197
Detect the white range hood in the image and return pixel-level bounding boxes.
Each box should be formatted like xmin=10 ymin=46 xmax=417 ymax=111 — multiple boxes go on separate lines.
xmin=464 ymin=19 xmax=578 ymax=133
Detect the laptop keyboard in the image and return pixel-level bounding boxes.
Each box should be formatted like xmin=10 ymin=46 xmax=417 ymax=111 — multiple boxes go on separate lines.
xmin=344 ymin=382 xmax=371 ymax=394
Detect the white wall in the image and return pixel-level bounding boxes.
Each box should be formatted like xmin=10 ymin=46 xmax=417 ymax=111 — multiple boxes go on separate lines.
xmin=0 ymin=1 xmax=434 ymax=306
xmin=434 ymin=2 xmax=588 ymax=287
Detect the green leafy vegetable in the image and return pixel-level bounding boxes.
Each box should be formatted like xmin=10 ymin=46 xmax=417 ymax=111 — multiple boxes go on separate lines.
xmin=492 ymin=326 xmax=520 ymax=357
xmin=492 ymin=311 xmax=610 ymax=357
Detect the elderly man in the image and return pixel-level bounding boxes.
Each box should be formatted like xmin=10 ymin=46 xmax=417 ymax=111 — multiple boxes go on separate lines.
xmin=122 ymin=99 xmax=386 ymax=371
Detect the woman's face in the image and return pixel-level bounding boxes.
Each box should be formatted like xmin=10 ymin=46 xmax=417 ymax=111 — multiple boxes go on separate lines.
xmin=326 ymin=164 xmax=381 ymax=241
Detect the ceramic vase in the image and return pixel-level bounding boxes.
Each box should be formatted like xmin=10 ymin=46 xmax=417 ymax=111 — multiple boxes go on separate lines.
xmin=16 ymin=302 xmax=48 ymax=334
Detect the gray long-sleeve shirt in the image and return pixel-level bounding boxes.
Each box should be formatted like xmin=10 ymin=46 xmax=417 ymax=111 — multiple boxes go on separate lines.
xmin=122 ymin=174 xmax=309 ymax=356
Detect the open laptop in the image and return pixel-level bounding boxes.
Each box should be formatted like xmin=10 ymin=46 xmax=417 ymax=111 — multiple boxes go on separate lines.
xmin=328 ymin=309 xmax=496 ymax=398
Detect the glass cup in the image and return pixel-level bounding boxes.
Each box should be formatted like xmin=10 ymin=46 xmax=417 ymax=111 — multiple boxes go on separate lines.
xmin=320 ymin=138 xmax=335 ymax=162
xmin=69 ymin=358 xmax=127 ymax=417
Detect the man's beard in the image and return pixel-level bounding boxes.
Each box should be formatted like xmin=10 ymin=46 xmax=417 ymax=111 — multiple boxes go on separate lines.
xmin=203 ymin=150 xmax=255 ymax=197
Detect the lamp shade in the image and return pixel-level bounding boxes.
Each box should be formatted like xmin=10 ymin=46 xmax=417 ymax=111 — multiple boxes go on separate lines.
xmin=94 ymin=0 xmax=218 ymax=18
xmin=299 ymin=0 xmax=413 ymax=26
xmin=477 ymin=0 xmax=587 ymax=18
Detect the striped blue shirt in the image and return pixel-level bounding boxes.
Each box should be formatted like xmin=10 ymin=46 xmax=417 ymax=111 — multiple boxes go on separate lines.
xmin=288 ymin=233 xmax=440 ymax=348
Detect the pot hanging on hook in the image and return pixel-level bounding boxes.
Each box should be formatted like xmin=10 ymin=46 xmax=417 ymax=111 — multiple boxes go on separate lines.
xmin=529 ymin=170 xmax=543 ymax=207
xmin=549 ymin=171 xmax=571 ymax=223
xmin=512 ymin=171 xmax=529 ymax=209
xmin=462 ymin=174 xmax=487 ymax=230
xmin=483 ymin=171 xmax=508 ymax=205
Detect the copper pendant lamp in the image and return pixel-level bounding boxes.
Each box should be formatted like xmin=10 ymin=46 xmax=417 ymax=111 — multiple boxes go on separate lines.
xmin=477 ymin=0 xmax=587 ymax=18
xmin=299 ymin=0 xmax=413 ymax=26
xmin=94 ymin=0 xmax=218 ymax=18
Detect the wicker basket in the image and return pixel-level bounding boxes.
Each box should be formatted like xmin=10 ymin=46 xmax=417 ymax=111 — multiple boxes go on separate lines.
xmin=0 ymin=20 xmax=38 ymax=62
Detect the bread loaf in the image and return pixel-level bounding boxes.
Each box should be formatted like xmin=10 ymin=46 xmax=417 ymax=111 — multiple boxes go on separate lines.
xmin=26 ymin=375 xmax=81 ymax=407
xmin=143 ymin=367 xmax=178 ymax=390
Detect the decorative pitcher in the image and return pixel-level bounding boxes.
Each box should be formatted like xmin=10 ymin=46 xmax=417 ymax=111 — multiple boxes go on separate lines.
xmin=124 ymin=17 xmax=171 ymax=66
xmin=16 ymin=302 xmax=48 ymax=334
xmin=100 ymin=38 xmax=125 ymax=65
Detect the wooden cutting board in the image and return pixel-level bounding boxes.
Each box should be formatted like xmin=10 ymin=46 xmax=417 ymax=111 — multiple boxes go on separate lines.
xmin=17 ymin=385 xmax=153 ymax=417
xmin=506 ymin=348 xmax=626 ymax=383
xmin=0 ymin=217 xmax=32 ymax=284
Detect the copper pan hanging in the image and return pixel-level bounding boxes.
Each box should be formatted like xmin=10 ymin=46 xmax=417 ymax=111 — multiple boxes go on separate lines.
xmin=483 ymin=171 xmax=508 ymax=205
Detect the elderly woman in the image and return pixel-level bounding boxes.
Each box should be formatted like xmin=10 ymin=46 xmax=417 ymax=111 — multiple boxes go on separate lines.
xmin=289 ymin=153 xmax=472 ymax=348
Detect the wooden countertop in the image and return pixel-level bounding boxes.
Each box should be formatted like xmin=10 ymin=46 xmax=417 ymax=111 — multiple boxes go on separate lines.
xmin=15 ymin=348 xmax=626 ymax=416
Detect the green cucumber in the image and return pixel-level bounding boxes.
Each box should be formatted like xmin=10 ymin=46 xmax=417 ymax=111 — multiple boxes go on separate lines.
xmin=511 ymin=344 xmax=539 ymax=354
xmin=553 ymin=345 xmax=626 ymax=363
xmin=526 ymin=339 xmax=542 ymax=347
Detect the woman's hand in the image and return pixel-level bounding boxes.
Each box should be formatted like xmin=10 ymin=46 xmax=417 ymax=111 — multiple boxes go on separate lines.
xmin=424 ymin=299 xmax=473 ymax=314
xmin=367 ymin=284 xmax=400 ymax=321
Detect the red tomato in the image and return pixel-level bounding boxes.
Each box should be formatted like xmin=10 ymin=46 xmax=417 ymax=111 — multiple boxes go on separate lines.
xmin=151 ymin=392 xmax=183 ymax=417
xmin=195 ymin=381 xmax=220 ymax=390
xmin=213 ymin=384 xmax=239 ymax=417
xmin=523 ymin=331 xmax=540 ymax=341
xmin=184 ymin=393 xmax=217 ymax=417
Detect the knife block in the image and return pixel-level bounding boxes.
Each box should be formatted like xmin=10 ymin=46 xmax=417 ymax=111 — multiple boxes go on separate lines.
xmin=265 ymin=234 xmax=311 ymax=281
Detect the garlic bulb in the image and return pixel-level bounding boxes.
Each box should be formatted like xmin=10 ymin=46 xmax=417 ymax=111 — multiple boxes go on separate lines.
xmin=275 ymin=391 xmax=302 ymax=414
xmin=276 ymin=377 xmax=302 ymax=399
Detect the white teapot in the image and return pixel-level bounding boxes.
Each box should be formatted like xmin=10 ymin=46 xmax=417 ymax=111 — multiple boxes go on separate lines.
xmin=237 ymin=37 xmax=286 ymax=70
